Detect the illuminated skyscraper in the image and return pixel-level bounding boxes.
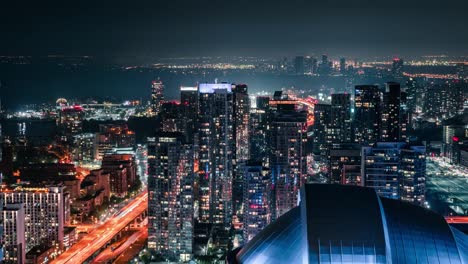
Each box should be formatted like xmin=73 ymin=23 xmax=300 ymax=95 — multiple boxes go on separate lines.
xmin=147 ymin=132 xmax=194 ymax=261
xmin=405 ymin=78 xmax=419 ymax=114
xmin=233 ymin=84 xmax=250 ymax=162
xmin=243 ymin=161 xmax=270 ymax=242
xmin=232 ymin=84 xmax=250 ymax=216
xmin=353 ymin=85 xmax=381 ymax=145
xmin=197 ymin=83 xmax=234 ymax=227
xmin=151 ymin=79 xmax=164 ymax=115
xmin=330 ymin=93 xmax=352 ymax=143
xmin=423 ymin=80 xmax=465 ymax=120
xmin=180 ymin=86 xmax=199 ymax=142
xmin=381 ymin=82 xmax=401 ymax=142
xmin=249 ymin=97 xmax=270 ymax=163
xmin=400 ymin=88 xmax=409 ymax=141
xmin=312 ymin=103 xmax=331 ymax=157
xmin=268 ymin=92 xmax=307 ymax=219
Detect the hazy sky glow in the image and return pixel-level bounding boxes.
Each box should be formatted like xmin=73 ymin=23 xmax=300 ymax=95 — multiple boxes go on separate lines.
xmin=1 ymin=0 xmax=468 ymax=60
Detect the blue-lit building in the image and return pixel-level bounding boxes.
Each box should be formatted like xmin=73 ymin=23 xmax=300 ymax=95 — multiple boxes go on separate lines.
xmin=228 ymin=184 xmax=468 ymax=264
xmin=362 ymin=142 xmax=426 ymax=206
xmin=243 ymin=161 xmax=271 ymax=242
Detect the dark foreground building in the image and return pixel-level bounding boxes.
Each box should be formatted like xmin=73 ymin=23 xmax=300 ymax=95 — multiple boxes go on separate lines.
xmin=228 ymin=184 xmax=468 ymax=264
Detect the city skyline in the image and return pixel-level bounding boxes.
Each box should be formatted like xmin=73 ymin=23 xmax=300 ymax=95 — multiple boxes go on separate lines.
xmin=1 ymin=1 xmax=468 ymax=263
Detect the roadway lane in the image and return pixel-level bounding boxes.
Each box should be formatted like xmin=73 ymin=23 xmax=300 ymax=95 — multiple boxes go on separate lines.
xmin=113 ymin=229 xmax=148 ymax=264
xmin=91 ymin=227 xmax=147 ymax=263
xmin=51 ymin=191 xmax=148 ymax=264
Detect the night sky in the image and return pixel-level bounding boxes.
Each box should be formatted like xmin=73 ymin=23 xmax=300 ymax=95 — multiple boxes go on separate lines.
xmin=1 ymin=0 xmax=468 ymax=61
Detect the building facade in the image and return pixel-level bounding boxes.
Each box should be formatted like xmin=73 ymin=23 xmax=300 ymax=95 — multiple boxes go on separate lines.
xmin=243 ymin=162 xmax=270 ymax=242
xmin=362 ymin=142 xmax=426 ymax=205
xmin=2 ymin=204 xmax=25 ymax=264
xmin=147 ymin=132 xmax=194 ymax=261
xmin=354 ymin=85 xmax=381 ymax=145
xmin=1 ymin=186 xmax=66 ymax=253
xmin=268 ymin=93 xmax=307 ymax=219
xmin=151 ymin=80 xmax=165 ymax=115
xmin=197 ymin=83 xmax=234 ymax=227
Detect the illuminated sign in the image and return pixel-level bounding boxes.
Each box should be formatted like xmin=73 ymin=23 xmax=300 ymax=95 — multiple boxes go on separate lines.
xmin=198 ymin=83 xmax=232 ymax=93
xmin=180 ymin=86 xmax=198 ymax=91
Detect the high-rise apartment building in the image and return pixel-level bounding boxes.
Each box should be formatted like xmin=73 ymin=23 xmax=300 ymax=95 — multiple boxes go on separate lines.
xmin=197 ymin=83 xmax=234 ymax=227
xmin=2 ymin=204 xmax=25 ymax=264
xmin=232 ymin=84 xmax=250 ymax=217
xmin=243 ymin=161 xmax=270 ymax=242
xmin=268 ymin=92 xmax=307 ymax=219
xmin=362 ymin=142 xmax=406 ymax=200
xmin=423 ymin=80 xmax=465 ymax=120
xmin=330 ymin=93 xmax=352 ymax=143
xmin=147 ymin=132 xmax=194 ymax=261
xmin=400 ymin=145 xmax=426 ymax=206
xmin=381 ymin=82 xmax=402 ymax=142
xmin=233 ymin=84 xmax=250 ymax=163
xmin=312 ymin=103 xmax=331 ymax=157
xmin=249 ymin=97 xmax=270 ymax=163
xmin=151 ymin=79 xmax=164 ymax=115
xmin=354 ymin=85 xmax=381 ymax=145
xmin=362 ymin=142 xmax=426 ymax=205
xmin=180 ymin=86 xmax=199 ymax=142
xmin=1 ymin=186 xmax=66 ymax=253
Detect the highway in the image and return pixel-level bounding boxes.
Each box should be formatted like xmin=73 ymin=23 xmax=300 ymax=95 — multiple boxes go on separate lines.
xmin=113 ymin=229 xmax=148 ymax=264
xmin=90 ymin=227 xmax=148 ymax=264
xmin=51 ymin=191 xmax=148 ymax=264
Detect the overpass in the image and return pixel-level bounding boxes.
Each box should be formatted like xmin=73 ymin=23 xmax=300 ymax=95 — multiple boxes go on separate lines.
xmin=52 ymin=191 xmax=148 ymax=264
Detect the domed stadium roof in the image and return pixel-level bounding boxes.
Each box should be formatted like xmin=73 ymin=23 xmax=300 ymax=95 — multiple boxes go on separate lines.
xmin=228 ymin=184 xmax=468 ymax=264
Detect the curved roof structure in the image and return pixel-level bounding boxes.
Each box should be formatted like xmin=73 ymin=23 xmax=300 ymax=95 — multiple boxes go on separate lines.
xmin=228 ymin=184 xmax=468 ymax=264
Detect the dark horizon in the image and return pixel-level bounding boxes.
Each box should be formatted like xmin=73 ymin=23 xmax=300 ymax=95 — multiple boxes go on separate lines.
xmin=2 ymin=0 xmax=468 ymax=62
